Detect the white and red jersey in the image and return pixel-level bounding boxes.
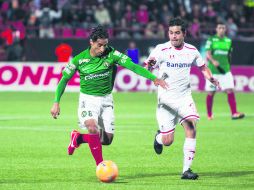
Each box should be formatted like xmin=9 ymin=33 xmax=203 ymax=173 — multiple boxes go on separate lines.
xmin=145 ymin=41 xmax=205 ymax=100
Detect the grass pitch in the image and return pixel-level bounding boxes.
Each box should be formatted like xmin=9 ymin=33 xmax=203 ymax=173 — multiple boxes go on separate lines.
xmin=0 ymin=92 xmax=253 ymax=190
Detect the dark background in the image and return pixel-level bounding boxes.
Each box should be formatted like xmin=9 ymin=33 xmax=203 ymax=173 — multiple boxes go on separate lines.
xmin=24 ymin=38 xmax=254 ymax=66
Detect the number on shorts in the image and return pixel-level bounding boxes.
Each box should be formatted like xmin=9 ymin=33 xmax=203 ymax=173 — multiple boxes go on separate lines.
xmin=81 ymin=111 xmax=93 ymax=117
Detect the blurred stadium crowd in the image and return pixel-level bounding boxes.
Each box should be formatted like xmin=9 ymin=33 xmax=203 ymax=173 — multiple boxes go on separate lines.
xmin=1 ymin=0 xmax=254 ymax=40
xmin=1 ymin=0 xmax=254 ymax=61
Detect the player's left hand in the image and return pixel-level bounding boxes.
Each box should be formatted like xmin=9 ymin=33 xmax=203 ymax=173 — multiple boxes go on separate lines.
xmin=153 ymin=78 xmax=169 ymax=89
xmin=50 ymin=103 xmax=60 ymax=119
xmin=210 ymin=77 xmax=221 ymax=89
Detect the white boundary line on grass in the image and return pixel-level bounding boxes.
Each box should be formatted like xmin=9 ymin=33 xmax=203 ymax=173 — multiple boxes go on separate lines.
xmin=0 ymin=113 xmax=253 ymax=120
xmin=0 ymin=125 xmax=70 ymax=131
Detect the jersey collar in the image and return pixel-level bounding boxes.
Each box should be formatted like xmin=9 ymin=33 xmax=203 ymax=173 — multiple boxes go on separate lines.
xmin=170 ymin=42 xmax=185 ymax=50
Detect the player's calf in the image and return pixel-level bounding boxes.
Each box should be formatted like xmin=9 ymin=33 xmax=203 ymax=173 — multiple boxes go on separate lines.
xmin=100 ymin=129 xmax=113 ymax=145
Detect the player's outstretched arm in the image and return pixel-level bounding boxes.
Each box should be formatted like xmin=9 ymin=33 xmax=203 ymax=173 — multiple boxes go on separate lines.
xmin=206 ymin=51 xmax=219 ymax=66
xmin=120 ymin=58 xmax=168 ymax=89
xmin=50 ymin=76 xmax=69 ymax=119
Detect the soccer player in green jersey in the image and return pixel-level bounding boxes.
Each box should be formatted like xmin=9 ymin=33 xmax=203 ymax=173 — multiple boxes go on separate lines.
xmin=205 ymin=22 xmax=244 ymax=120
xmin=50 ymin=25 xmax=168 ymax=166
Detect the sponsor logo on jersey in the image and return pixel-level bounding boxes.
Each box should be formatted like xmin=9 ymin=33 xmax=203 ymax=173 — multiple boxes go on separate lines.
xmin=213 ymin=50 xmax=228 ymax=55
xmin=166 ymin=62 xmax=192 ymax=68
xmin=79 ymin=59 xmax=90 ymax=65
xmin=84 ymin=71 xmax=110 ymax=80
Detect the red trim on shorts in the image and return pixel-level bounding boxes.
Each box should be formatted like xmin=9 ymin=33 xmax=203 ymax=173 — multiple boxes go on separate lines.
xmin=161 ymin=128 xmax=175 ymax=134
xmin=179 ymin=115 xmax=200 ymax=123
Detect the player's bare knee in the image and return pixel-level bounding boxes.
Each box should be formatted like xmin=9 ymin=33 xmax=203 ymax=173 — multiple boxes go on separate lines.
xmin=162 ymin=136 xmax=174 ymax=146
xmin=85 ymin=120 xmax=98 ymax=134
xmin=226 ymin=89 xmax=234 ymax=94
xmin=87 ymin=126 xmax=98 ymax=134
xmin=208 ymin=91 xmax=215 ymax=96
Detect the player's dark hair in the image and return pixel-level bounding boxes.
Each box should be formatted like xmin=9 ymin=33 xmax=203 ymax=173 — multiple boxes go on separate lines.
xmin=168 ymin=17 xmax=187 ymax=33
xmin=216 ymin=21 xmax=226 ymax=26
xmin=90 ymin=25 xmax=109 ymax=42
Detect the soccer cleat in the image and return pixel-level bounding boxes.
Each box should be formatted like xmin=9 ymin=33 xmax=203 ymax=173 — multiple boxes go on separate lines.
xmin=68 ymin=130 xmax=80 ymax=155
xmin=154 ymin=130 xmax=163 ymax=155
xmin=232 ymin=112 xmax=245 ymax=120
xmin=207 ymin=115 xmax=213 ymax=120
xmin=181 ymin=168 xmax=199 ymax=180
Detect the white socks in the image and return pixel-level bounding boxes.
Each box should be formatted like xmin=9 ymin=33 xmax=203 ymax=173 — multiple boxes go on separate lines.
xmin=156 ymin=132 xmax=163 ymax=144
xmin=183 ymin=138 xmax=196 ymax=173
xmin=156 ymin=134 xmax=196 ymax=173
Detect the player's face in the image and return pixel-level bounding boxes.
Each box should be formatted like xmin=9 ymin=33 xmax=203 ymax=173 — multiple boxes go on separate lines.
xmin=216 ymin=24 xmax=226 ymax=37
xmin=90 ymin=38 xmax=108 ymax=57
xmin=168 ymin=26 xmax=186 ymax=48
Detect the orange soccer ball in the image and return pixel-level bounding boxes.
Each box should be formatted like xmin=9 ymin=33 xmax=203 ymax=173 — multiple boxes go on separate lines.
xmin=96 ymin=160 xmax=118 ymax=183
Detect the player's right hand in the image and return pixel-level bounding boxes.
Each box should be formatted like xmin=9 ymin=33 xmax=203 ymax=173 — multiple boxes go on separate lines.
xmin=210 ymin=77 xmax=221 ymax=89
xmin=146 ymin=58 xmax=156 ymax=70
xmin=148 ymin=59 xmax=156 ymax=67
xmin=153 ymin=78 xmax=169 ymax=89
xmin=50 ymin=103 xmax=60 ymax=119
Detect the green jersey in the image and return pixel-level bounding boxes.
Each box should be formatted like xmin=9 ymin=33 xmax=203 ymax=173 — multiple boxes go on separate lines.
xmin=205 ymin=35 xmax=232 ymax=74
xmin=54 ymin=46 xmax=156 ymax=102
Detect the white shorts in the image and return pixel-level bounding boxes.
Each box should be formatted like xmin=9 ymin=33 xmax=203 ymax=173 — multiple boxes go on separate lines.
xmin=156 ymin=95 xmax=199 ymax=135
xmin=205 ymin=72 xmax=234 ymax=91
xmin=78 ymin=93 xmax=115 ymax=134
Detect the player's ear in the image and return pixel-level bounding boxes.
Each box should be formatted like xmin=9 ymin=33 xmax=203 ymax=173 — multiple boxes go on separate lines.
xmin=89 ymin=39 xmax=93 ymax=46
xmin=183 ymin=31 xmax=187 ymax=37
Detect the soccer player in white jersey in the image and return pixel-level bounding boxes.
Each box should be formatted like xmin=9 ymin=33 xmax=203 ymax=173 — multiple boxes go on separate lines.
xmin=145 ymin=18 xmax=219 ymax=180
